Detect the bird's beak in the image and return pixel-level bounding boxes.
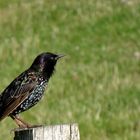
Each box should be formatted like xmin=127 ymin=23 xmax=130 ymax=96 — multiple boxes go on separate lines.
xmin=55 ymin=54 xmax=65 ymax=60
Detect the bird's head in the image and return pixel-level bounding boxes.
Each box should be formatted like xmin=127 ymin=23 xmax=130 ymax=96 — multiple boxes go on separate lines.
xmin=30 ymin=52 xmax=64 ymax=78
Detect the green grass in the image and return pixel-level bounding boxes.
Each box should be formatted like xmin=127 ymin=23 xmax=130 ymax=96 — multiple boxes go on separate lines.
xmin=0 ymin=0 xmax=140 ymax=139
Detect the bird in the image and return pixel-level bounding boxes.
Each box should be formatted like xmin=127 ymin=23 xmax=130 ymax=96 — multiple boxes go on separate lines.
xmin=0 ymin=52 xmax=64 ymax=128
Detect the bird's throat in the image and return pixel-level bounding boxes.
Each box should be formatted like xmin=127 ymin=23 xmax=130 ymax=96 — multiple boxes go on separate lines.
xmin=43 ymin=65 xmax=55 ymax=80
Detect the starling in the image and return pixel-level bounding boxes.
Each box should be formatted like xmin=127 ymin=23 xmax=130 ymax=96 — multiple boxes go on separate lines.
xmin=0 ymin=52 xmax=64 ymax=128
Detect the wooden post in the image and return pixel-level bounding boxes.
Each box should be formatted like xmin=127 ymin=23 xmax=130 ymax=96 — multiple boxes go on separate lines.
xmin=14 ymin=123 xmax=80 ymax=140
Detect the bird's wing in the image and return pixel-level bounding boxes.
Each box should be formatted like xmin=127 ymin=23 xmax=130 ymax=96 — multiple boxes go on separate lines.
xmin=0 ymin=71 xmax=37 ymax=121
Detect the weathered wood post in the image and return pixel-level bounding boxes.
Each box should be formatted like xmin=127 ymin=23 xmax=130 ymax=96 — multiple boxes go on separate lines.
xmin=14 ymin=123 xmax=80 ymax=140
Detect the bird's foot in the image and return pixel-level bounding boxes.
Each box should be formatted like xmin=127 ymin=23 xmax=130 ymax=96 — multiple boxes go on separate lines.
xmin=10 ymin=124 xmax=44 ymax=133
xmin=28 ymin=124 xmax=44 ymax=128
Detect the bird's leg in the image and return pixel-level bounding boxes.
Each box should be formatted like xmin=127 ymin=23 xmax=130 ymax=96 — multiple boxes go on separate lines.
xmin=10 ymin=115 xmax=27 ymax=128
xmin=10 ymin=115 xmax=31 ymax=128
xmin=16 ymin=117 xmax=32 ymax=128
xmin=15 ymin=116 xmax=32 ymax=128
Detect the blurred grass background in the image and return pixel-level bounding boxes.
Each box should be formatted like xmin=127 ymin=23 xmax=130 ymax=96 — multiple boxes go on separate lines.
xmin=0 ymin=0 xmax=140 ymax=139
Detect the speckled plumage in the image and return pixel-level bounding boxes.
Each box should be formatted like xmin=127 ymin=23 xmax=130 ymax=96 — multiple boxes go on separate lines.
xmin=11 ymin=73 xmax=48 ymax=115
xmin=0 ymin=52 xmax=64 ymax=127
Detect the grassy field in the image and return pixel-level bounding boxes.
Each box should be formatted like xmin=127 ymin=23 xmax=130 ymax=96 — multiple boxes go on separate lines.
xmin=0 ymin=0 xmax=140 ymax=139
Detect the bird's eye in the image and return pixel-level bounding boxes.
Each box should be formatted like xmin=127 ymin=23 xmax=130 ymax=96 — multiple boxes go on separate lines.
xmin=50 ymin=57 xmax=54 ymax=60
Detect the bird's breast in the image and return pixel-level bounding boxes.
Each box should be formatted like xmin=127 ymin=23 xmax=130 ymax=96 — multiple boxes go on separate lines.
xmin=28 ymin=81 xmax=47 ymax=101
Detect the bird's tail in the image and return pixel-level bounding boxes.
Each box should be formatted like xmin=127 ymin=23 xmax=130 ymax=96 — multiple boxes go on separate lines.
xmin=0 ymin=95 xmax=3 ymax=121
